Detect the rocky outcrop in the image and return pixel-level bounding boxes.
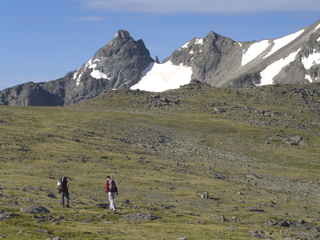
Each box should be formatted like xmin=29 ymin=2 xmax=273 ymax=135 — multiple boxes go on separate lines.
xmin=0 ymin=82 xmax=63 ymax=106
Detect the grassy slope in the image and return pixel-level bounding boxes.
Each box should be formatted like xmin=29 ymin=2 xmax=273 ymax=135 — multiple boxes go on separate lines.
xmin=0 ymin=82 xmax=320 ymax=239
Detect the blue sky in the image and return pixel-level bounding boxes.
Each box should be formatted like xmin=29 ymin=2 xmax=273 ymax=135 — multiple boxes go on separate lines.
xmin=1 ymin=0 xmax=319 ymax=90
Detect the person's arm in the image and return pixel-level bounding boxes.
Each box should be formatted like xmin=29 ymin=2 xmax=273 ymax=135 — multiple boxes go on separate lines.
xmin=105 ymin=181 xmax=109 ymax=193
xmin=115 ymin=182 xmax=118 ymax=195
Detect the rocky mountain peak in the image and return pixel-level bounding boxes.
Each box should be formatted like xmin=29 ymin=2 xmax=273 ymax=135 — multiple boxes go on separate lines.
xmin=1 ymin=20 xmax=320 ymax=106
xmin=114 ymin=30 xmax=131 ymax=39
xmin=0 ymin=29 xmax=154 ymax=106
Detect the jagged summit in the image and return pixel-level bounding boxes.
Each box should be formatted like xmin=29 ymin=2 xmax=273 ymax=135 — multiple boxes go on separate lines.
xmin=114 ymin=29 xmax=131 ymax=39
xmin=1 ymin=20 xmax=320 ymax=106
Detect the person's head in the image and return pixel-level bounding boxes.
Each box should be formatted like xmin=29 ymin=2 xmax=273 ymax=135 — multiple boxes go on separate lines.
xmin=106 ymin=176 xmax=111 ymax=180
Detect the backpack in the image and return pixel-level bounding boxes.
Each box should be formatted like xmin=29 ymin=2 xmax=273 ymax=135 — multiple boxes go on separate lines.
xmin=57 ymin=181 xmax=63 ymax=192
xmin=58 ymin=177 xmax=67 ymax=192
xmin=109 ymin=179 xmax=117 ymax=192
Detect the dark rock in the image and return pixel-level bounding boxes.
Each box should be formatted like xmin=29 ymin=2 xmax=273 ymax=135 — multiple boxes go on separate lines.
xmin=46 ymin=193 xmax=56 ymax=199
xmin=279 ymin=220 xmax=291 ymax=227
xmin=96 ymin=203 xmax=109 ymax=209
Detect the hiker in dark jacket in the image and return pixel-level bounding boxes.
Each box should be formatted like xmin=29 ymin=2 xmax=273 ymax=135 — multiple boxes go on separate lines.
xmin=105 ymin=176 xmax=118 ymax=212
xmin=58 ymin=176 xmax=70 ymax=208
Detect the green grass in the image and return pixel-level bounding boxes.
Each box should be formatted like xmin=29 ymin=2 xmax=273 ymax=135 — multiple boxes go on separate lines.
xmin=1 ymin=83 xmax=320 ymax=239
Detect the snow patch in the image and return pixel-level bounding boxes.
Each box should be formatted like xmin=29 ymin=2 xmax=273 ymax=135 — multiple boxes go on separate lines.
xmin=131 ymin=61 xmax=192 ymax=92
xmin=242 ymin=40 xmax=270 ymax=66
xmin=260 ymin=49 xmax=300 ymax=86
xmin=74 ymin=58 xmax=110 ymax=85
xmin=301 ymin=51 xmax=320 ymax=69
xmin=305 ymin=75 xmax=313 ymax=82
xmin=180 ymin=42 xmax=189 ymax=49
xmin=76 ymin=72 xmax=83 ymax=86
xmin=313 ymin=24 xmax=320 ymax=32
xmin=88 ymin=59 xmax=97 ymax=69
xmin=73 ymin=70 xmax=79 ymax=80
xmin=264 ymin=29 xmax=304 ymax=58
xmin=195 ymin=39 xmax=203 ymax=45
xmin=90 ymin=70 xmax=109 ymax=79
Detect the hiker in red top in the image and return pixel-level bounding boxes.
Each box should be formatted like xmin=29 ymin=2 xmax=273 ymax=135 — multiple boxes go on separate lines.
xmin=105 ymin=176 xmax=118 ymax=212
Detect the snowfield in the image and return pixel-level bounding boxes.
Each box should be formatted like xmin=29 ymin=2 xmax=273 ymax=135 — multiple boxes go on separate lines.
xmin=131 ymin=61 xmax=192 ymax=92
xmin=301 ymin=51 xmax=320 ymax=70
xmin=259 ymin=49 xmax=300 ymax=86
xmin=241 ymin=29 xmax=304 ymax=66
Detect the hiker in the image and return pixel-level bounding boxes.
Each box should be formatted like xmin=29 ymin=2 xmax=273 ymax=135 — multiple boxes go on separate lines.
xmin=58 ymin=176 xmax=70 ymax=208
xmin=105 ymin=176 xmax=118 ymax=212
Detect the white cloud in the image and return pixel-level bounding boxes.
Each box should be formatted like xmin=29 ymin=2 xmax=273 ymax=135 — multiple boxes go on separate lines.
xmin=70 ymin=16 xmax=107 ymax=21
xmin=76 ymin=0 xmax=320 ymax=14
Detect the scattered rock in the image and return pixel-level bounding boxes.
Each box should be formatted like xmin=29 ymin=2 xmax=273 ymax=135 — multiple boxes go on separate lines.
xmin=247 ymin=207 xmax=264 ymax=212
xmin=229 ymin=216 xmax=241 ymax=223
xmin=35 ymin=229 xmax=52 ymax=234
xmin=214 ymin=107 xmax=226 ymax=113
xmin=177 ymin=235 xmax=187 ymax=240
xmin=200 ymin=192 xmax=210 ymax=199
xmin=120 ymin=212 xmax=159 ymax=222
xmin=220 ymin=215 xmax=228 ymax=222
xmin=46 ymin=237 xmax=61 ymax=240
xmin=10 ymin=200 xmax=19 ymax=207
xmin=250 ymin=229 xmax=274 ymax=239
xmin=282 ymin=135 xmax=302 ymax=145
xmin=20 ymin=205 xmax=50 ymax=214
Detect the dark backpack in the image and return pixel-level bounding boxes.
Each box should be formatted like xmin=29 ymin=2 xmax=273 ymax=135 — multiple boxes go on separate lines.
xmin=109 ymin=180 xmax=117 ymax=192
xmin=58 ymin=177 xmax=68 ymax=192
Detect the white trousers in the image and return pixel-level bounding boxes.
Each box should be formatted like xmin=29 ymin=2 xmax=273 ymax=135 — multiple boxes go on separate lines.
xmin=108 ymin=192 xmax=116 ymax=211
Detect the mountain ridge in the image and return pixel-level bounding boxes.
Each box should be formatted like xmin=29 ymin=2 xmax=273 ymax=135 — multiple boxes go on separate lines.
xmin=1 ymin=20 xmax=319 ymax=106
